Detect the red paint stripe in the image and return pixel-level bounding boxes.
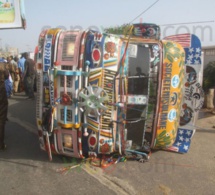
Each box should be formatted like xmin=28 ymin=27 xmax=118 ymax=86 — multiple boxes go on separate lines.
xmin=164 ymin=33 xmax=191 ymax=47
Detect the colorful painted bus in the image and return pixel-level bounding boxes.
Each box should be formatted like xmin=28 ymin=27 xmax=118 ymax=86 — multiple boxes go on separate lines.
xmin=36 ymin=23 xmax=204 ymax=164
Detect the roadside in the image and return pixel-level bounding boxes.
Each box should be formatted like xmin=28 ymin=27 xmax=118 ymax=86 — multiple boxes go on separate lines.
xmin=196 ymin=108 xmax=215 ymax=130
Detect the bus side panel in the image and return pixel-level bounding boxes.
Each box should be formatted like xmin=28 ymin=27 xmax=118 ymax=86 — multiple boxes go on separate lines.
xmin=52 ymin=31 xmax=84 ymax=158
xmin=164 ymin=34 xmax=204 ymax=153
xmin=153 ymin=40 xmax=185 ymax=149
xmin=81 ymin=33 xmax=121 ymax=156
xmin=36 ymin=29 xmax=48 ymax=150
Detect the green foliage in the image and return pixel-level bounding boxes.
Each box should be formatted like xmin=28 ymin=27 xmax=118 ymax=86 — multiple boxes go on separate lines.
xmin=203 ymin=61 xmax=215 ymax=92
xmin=104 ymin=24 xmax=132 ymax=35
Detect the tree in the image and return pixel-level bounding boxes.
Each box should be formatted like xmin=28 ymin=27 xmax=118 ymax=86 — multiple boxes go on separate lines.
xmin=104 ymin=24 xmax=132 ymax=35
xmin=203 ymin=61 xmax=215 ymax=93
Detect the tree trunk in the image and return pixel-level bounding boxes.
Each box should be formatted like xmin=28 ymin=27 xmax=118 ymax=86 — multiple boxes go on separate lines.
xmin=206 ymin=88 xmax=214 ymax=110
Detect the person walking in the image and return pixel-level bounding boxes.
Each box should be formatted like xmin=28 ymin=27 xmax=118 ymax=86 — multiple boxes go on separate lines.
xmin=23 ymin=53 xmax=36 ymax=100
xmin=0 ymin=62 xmax=9 ymax=150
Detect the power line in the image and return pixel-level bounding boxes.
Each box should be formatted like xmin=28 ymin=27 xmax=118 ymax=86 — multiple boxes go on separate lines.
xmin=160 ymin=20 xmax=214 ymax=26
xmin=128 ymin=0 xmax=214 ymax=26
xmin=129 ymin=0 xmax=160 ymax=24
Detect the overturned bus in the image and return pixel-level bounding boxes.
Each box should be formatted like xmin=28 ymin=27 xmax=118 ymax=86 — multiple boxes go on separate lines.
xmin=35 ymin=23 xmax=204 ymax=165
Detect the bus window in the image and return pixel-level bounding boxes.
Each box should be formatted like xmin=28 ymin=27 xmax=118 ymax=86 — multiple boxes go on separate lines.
xmin=126 ymin=44 xmax=151 ymax=149
xmin=128 ymin=45 xmax=150 ymax=95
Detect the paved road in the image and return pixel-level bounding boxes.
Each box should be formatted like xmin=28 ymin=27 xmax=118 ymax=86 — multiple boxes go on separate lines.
xmin=0 ymin=92 xmax=215 ymax=195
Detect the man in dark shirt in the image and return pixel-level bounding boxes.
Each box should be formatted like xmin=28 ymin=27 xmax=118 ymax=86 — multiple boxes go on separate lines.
xmin=0 ymin=62 xmax=9 ymax=150
xmin=23 ymin=53 xmax=36 ymax=100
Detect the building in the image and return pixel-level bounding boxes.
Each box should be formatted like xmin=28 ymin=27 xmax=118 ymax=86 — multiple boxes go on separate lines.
xmin=202 ymin=45 xmax=215 ymax=69
xmin=0 ymin=47 xmax=19 ymax=58
xmin=7 ymin=47 xmax=19 ymax=57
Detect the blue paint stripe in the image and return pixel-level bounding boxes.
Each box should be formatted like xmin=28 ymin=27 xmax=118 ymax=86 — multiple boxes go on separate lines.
xmin=64 ymin=106 xmax=67 ymax=124
xmin=75 ymin=79 xmax=79 ymax=90
xmin=75 ymin=102 xmax=79 ymax=123
xmin=75 ymin=114 xmax=78 ymax=124
xmin=50 ymin=70 xmax=83 ymax=76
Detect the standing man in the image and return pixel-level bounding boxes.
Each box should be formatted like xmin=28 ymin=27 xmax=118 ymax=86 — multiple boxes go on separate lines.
xmin=18 ymin=53 xmax=26 ymax=74
xmin=18 ymin=52 xmax=26 ymax=93
xmin=8 ymin=55 xmax=18 ymax=81
xmin=23 ymin=53 xmax=36 ymax=100
xmin=0 ymin=62 xmax=9 ymax=150
xmin=13 ymin=56 xmax=20 ymax=94
xmin=8 ymin=56 xmax=17 ymax=95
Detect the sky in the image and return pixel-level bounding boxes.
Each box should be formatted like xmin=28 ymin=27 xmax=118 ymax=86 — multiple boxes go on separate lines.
xmin=0 ymin=0 xmax=215 ymax=53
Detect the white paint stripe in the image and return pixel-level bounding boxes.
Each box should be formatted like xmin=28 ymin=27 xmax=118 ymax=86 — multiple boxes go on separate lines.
xmin=80 ymin=53 xmax=83 ymax=60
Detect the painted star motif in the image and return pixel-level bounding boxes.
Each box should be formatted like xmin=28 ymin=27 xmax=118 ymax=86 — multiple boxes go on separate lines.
xmin=196 ymin=48 xmax=201 ymax=53
xmin=175 ymin=142 xmax=181 ymax=146
xmin=185 ymin=138 xmax=190 ymax=143
xmin=189 ymin=48 xmax=194 ymax=53
xmin=186 ymin=59 xmax=192 ymax=64
xmin=183 ymin=145 xmax=189 ymax=150
xmin=186 ymin=130 xmax=192 ymax=136
xmin=187 ymin=54 xmax=194 ymax=60
xmin=194 ymin=60 xmax=200 ymax=65
xmin=179 ymin=136 xmax=184 ymax=141
xmin=179 ymin=129 xmax=184 ymax=135
xmin=195 ymin=53 xmax=200 ymax=58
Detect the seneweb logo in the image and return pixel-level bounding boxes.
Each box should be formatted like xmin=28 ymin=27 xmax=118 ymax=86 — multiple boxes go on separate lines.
xmin=41 ymin=19 xmax=214 ymax=44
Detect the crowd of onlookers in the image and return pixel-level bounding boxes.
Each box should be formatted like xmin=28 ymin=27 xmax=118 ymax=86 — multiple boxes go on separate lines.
xmin=0 ymin=52 xmax=36 ymax=151
xmin=0 ymin=52 xmax=36 ymax=99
